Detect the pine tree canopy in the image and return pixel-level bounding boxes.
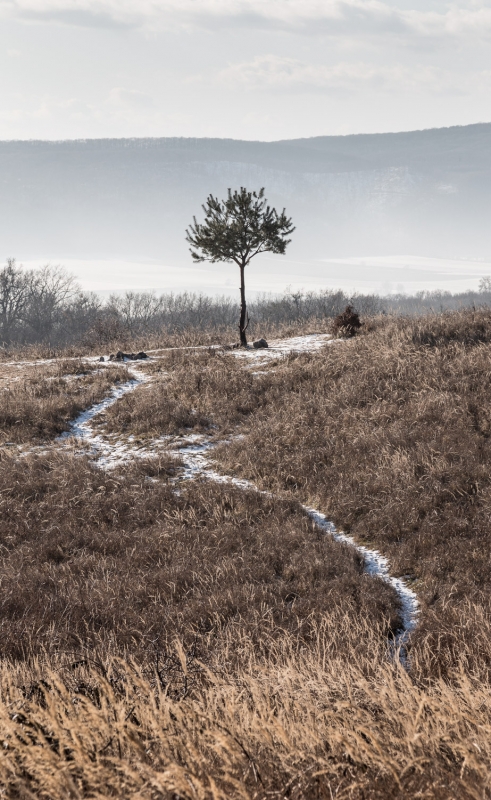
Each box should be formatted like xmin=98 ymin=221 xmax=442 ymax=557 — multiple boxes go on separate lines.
xmin=185 ymin=187 xmax=295 ymax=268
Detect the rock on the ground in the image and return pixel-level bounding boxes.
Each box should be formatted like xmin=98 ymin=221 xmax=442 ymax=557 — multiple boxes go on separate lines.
xmin=109 ymin=350 xmax=148 ymax=361
xmin=253 ymin=338 xmax=269 ymax=349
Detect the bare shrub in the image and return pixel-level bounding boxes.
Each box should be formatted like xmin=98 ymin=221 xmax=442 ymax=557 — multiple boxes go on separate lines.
xmin=331 ymin=304 xmax=362 ymax=337
xmin=0 ymin=259 xmax=101 ymax=348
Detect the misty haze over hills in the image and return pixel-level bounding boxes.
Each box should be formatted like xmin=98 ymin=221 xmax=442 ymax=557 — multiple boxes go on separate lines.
xmin=1 ymin=122 xmax=490 ymax=295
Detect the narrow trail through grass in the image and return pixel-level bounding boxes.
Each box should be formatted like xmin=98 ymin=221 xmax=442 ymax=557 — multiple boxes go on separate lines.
xmin=6 ymin=318 xmax=491 ymax=798
xmin=54 ymin=334 xmax=419 ymax=665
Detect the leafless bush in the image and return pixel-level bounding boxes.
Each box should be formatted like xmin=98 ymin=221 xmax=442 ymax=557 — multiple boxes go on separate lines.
xmin=331 ymin=304 xmax=362 ymax=337
xmin=0 ymin=259 xmax=101 ymax=348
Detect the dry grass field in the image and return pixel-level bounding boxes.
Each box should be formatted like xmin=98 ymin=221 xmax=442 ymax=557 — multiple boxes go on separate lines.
xmin=0 ymin=451 xmax=396 ymax=662
xmin=1 ymin=309 xmax=491 ymax=798
xmin=213 ymin=310 xmax=491 ymax=681
xmin=0 ymin=359 xmax=129 ymax=443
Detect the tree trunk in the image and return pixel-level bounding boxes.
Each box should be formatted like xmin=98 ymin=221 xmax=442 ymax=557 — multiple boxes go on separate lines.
xmin=239 ymin=261 xmax=248 ymax=347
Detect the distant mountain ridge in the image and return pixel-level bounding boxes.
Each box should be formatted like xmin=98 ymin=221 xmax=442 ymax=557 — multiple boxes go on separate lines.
xmin=1 ymin=122 xmax=490 ymax=262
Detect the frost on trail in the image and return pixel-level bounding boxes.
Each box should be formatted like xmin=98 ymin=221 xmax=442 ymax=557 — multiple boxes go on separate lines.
xmin=174 ymin=443 xmax=420 ymax=664
xmin=34 ymin=333 xmax=419 ymax=665
xmin=59 ymin=369 xmax=146 ymax=441
xmin=305 ymin=508 xmax=419 ymax=661
xmin=57 ymin=365 xmax=152 ymax=468
xmin=234 ymin=333 xmax=337 ymax=363
xmin=57 ymin=370 xmax=191 ymax=469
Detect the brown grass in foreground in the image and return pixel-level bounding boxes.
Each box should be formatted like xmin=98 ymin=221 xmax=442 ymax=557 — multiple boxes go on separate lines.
xmin=1 ymin=624 xmax=491 ymax=799
xmin=2 ymin=310 xmax=491 ymax=796
xmin=0 ymin=452 xmax=409 ymax=797
xmin=0 ymin=360 xmax=129 ymax=443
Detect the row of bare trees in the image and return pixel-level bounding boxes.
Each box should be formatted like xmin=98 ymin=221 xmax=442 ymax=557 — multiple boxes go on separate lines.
xmin=2 ymin=258 xmax=491 ymax=349
xmin=0 ymin=259 xmax=102 ymax=346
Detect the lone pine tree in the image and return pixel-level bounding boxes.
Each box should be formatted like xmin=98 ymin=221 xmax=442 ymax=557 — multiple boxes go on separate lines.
xmin=186 ymin=188 xmax=295 ymax=346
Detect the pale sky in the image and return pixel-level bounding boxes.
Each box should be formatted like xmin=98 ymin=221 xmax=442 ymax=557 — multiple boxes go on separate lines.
xmin=1 ymin=0 xmax=491 ymax=141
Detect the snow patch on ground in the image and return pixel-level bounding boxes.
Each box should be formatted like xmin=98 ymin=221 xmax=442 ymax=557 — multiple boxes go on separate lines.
xmin=175 ymin=442 xmax=419 ymax=664
xmin=234 ymin=333 xmax=335 ymax=362
xmin=59 ymin=367 xmax=147 ymax=439
xmin=305 ymin=507 xmax=419 ymax=660
xmin=57 ymin=366 xmax=150 ymax=467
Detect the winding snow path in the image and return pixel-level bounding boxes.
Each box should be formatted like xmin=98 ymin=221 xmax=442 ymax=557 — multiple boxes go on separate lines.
xmin=56 ymin=336 xmax=419 ymax=663
xmin=175 ymin=441 xmax=419 ymax=660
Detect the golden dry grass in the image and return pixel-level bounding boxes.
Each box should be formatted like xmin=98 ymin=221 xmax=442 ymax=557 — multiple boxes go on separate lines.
xmin=101 ymin=349 xmax=268 ymax=438
xmin=0 ymin=451 xmax=407 ymax=797
xmin=1 ymin=309 xmax=491 ymax=797
xmin=1 ymin=623 xmax=491 ymax=799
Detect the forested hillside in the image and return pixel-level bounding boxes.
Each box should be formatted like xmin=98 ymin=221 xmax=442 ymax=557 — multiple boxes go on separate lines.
xmin=1 ymin=123 xmax=489 ymax=262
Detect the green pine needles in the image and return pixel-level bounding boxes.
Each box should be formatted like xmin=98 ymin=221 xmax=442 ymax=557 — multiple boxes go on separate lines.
xmin=186 ymin=188 xmax=294 ymax=346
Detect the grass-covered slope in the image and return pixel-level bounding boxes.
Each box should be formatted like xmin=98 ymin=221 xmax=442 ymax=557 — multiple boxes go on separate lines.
xmin=2 ymin=310 xmax=491 ymax=797
xmin=215 ymin=309 xmax=491 ymax=678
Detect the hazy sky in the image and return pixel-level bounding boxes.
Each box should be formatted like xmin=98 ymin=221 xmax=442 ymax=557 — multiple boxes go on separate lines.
xmin=20 ymin=255 xmax=491 ymax=297
xmin=1 ymin=0 xmax=491 ymax=141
